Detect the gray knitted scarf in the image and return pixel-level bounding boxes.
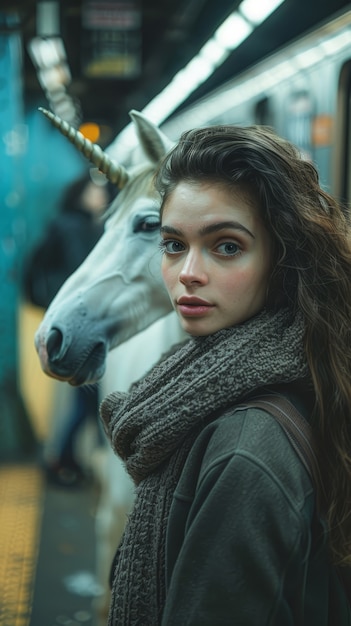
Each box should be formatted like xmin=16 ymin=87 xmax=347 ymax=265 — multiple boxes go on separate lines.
xmin=100 ymin=307 xmax=308 ymax=626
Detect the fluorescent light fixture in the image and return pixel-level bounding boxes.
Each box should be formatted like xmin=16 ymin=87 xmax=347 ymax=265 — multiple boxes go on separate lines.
xmin=37 ymin=63 xmax=71 ymax=90
xmin=144 ymin=10 xmax=255 ymax=125
xmin=199 ymin=39 xmax=229 ymax=66
xmin=143 ymin=1 xmax=284 ymax=125
xmin=182 ymin=56 xmax=216 ymax=86
xmin=46 ymin=85 xmax=66 ymax=103
xmin=52 ymin=98 xmax=76 ymax=122
xmin=215 ymin=12 xmax=253 ymax=49
xmin=107 ymin=0 xmax=289 ymax=159
xmin=143 ymin=83 xmax=186 ymax=123
xmin=240 ymin=0 xmax=285 ymax=25
xmin=143 ymin=54 xmax=217 ymax=123
xmin=28 ymin=36 xmax=67 ymax=69
xmin=28 ymin=30 xmax=79 ymax=123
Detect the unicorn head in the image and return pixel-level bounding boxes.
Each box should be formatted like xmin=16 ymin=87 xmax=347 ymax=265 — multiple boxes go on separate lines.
xmin=35 ymin=109 xmax=175 ymax=384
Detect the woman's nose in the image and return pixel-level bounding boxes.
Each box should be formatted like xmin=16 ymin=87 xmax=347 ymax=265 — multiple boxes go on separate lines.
xmin=179 ymin=250 xmax=208 ymax=286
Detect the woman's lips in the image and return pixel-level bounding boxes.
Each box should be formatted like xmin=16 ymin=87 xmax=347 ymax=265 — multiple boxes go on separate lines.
xmin=177 ymin=297 xmax=214 ymax=317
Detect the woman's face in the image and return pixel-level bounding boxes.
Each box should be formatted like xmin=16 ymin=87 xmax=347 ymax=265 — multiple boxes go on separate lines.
xmin=160 ymin=181 xmax=272 ymax=336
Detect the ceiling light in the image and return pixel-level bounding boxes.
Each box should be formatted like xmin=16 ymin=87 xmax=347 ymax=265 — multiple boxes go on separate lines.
xmin=28 ymin=36 xmax=66 ymax=69
xmin=106 ymin=0 xmax=288 ymax=159
xmin=52 ymin=98 xmax=77 ymax=123
xmin=182 ymin=56 xmax=216 ymax=86
xmin=199 ymin=40 xmax=229 ymax=66
xmin=37 ymin=63 xmax=71 ymax=90
xmin=239 ymin=0 xmax=285 ymax=26
xmin=215 ymin=12 xmax=253 ymax=50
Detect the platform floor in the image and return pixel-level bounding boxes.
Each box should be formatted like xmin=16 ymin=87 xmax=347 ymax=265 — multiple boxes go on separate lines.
xmin=0 ymin=462 xmax=102 ymax=626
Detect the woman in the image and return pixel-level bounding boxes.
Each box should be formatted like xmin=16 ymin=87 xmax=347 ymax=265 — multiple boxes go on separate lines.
xmin=100 ymin=125 xmax=351 ymax=624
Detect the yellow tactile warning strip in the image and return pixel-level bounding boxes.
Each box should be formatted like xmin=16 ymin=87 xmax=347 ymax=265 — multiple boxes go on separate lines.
xmin=0 ymin=465 xmax=44 ymax=626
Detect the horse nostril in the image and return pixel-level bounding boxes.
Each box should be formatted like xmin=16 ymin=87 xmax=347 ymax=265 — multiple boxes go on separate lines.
xmin=46 ymin=328 xmax=65 ymax=361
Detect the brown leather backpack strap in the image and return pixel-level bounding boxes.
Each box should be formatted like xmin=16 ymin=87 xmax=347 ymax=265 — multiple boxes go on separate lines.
xmin=240 ymin=393 xmax=321 ymax=493
xmin=241 ymin=393 xmax=351 ymax=610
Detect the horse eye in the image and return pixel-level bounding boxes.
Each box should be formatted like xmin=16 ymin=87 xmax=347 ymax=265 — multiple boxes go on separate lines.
xmin=133 ymin=214 xmax=160 ymax=233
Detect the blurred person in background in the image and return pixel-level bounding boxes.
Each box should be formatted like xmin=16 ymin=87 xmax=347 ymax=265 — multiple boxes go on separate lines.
xmin=23 ymin=171 xmax=115 ymax=487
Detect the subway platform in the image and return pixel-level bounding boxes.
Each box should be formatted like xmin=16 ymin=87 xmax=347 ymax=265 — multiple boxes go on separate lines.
xmin=0 ymin=304 xmax=112 ymax=626
xmin=0 ymin=459 xmax=105 ymax=626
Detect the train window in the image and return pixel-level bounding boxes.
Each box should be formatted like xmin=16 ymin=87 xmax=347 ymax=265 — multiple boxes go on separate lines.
xmin=285 ymin=90 xmax=314 ymax=162
xmin=254 ymin=97 xmax=274 ymax=126
xmin=334 ymin=60 xmax=351 ymax=207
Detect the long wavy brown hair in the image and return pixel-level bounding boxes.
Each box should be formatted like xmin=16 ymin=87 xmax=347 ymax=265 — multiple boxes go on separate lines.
xmin=154 ymin=124 xmax=351 ymax=566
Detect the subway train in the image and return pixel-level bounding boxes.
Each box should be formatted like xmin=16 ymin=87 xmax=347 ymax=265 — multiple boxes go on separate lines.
xmin=162 ymin=6 xmax=351 ymax=208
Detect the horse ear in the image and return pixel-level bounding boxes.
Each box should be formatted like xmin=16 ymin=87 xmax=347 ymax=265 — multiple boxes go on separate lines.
xmin=129 ymin=110 xmax=173 ymax=164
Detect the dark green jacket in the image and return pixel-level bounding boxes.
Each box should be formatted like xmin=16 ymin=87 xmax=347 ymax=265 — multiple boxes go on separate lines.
xmin=162 ymin=391 xmax=351 ymax=625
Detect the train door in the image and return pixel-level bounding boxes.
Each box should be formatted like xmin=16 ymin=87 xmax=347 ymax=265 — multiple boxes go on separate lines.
xmin=254 ymin=97 xmax=274 ymax=127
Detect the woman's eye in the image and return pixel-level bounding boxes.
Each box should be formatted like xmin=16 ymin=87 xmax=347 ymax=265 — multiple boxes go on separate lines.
xmin=216 ymin=241 xmax=241 ymax=256
xmin=159 ymin=239 xmax=184 ymax=254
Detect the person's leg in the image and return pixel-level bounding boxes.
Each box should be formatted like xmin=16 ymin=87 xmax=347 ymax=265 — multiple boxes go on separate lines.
xmin=58 ymin=386 xmax=89 ymax=468
xmin=46 ymin=386 xmax=92 ymax=486
xmin=43 ymin=382 xmax=75 ymax=465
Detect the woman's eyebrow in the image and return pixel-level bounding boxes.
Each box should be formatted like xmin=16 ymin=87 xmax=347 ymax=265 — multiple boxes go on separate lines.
xmin=160 ymin=225 xmax=182 ymax=235
xmin=199 ymin=221 xmax=255 ymax=238
xmin=160 ymin=221 xmax=255 ymax=238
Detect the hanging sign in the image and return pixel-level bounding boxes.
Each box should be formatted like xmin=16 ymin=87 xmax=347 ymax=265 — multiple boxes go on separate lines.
xmin=82 ymin=0 xmax=141 ymax=79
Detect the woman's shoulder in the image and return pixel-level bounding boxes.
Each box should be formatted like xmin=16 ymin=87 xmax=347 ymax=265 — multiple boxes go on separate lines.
xmin=200 ymin=380 xmax=313 ymax=463
xmin=198 ymin=400 xmax=303 ymax=469
xmin=183 ymin=383 xmax=315 ymax=508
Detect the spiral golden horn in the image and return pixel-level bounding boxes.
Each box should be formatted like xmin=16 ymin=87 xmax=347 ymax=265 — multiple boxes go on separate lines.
xmin=39 ymin=107 xmax=129 ymax=189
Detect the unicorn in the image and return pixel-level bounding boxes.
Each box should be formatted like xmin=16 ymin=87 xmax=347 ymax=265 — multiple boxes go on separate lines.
xmin=35 ymin=108 xmax=187 ymax=625
xmin=35 ymin=107 xmax=183 ymax=385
